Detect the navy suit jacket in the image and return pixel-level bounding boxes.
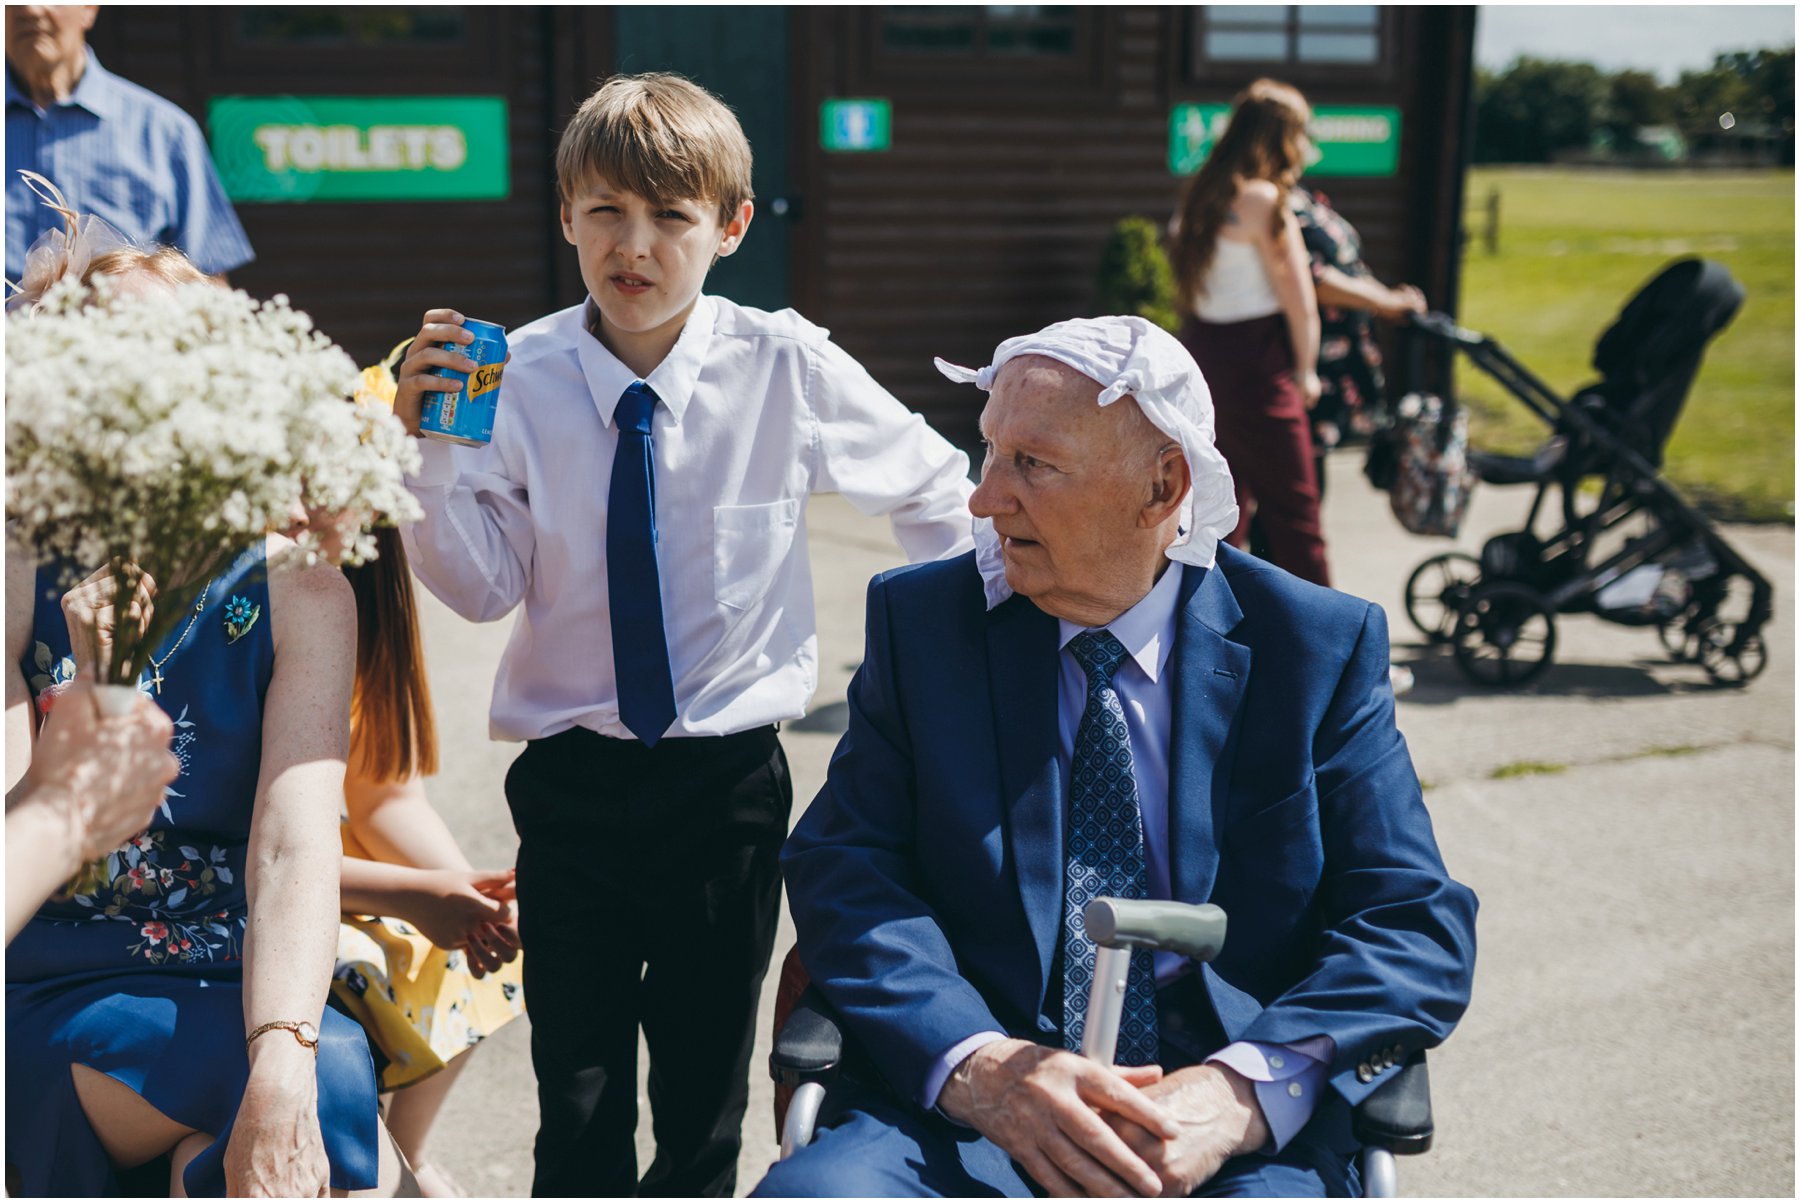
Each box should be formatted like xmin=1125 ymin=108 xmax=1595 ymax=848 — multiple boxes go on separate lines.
xmin=783 ymin=545 xmax=1477 ymax=1114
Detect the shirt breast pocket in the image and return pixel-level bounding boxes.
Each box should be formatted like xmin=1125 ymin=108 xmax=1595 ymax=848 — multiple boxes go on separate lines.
xmin=713 ymin=499 xmax=801 ymax=611
xmin=82 ymin=159 xmax=169 ymax=243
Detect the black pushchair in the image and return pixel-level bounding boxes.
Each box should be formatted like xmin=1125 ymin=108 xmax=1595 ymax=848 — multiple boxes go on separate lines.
xmin=1398 ymin=258 xmax=1773 ymax=687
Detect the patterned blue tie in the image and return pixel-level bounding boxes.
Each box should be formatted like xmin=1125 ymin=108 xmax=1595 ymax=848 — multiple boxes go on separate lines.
xmin=1062 ymin=629 xmax=1159 ymax=1065
xmin=607 ymin=382 xmax=677 ymax=746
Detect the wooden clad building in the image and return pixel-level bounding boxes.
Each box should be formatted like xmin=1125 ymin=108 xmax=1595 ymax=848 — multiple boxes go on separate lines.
xmin=86 ymin=6 xmax=1477 ymax=445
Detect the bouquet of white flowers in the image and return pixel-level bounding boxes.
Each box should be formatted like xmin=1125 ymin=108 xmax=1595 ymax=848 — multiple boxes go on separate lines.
xmin=6 ymin=276 xmax=422 ymax=690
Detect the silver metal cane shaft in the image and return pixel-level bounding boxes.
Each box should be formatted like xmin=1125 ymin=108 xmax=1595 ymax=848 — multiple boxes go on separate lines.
xmin=1082 ymin=943 xmax=1131 ymax=1064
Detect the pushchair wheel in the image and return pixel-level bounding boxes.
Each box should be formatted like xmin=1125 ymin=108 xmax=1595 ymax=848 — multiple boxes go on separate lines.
xmin=1696 ymin=620 xmax=1767 ymax=686
xmin=1657 ymin=608 xmax=1702 ymax=662
xmin=1452 ymin=582 xmax=1557 ymax=687
xmin=1405 ymin=553 xmax=1482 ymax=644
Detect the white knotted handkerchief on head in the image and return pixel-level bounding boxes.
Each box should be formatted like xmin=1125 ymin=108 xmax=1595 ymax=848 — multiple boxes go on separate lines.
xmin=934 ymin=315 xmax=1238 ymax=609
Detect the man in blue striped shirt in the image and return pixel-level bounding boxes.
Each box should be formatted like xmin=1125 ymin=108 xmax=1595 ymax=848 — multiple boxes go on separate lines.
xmin=5 ymin=6 xmax=253 ymax=281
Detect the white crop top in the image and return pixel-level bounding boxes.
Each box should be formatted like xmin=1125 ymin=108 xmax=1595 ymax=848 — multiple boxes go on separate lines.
xmin=1191 ymin=236 xmax=1282 ymax=323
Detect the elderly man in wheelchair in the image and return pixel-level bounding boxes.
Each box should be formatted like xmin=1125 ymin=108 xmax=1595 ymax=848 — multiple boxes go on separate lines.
xmin=751 ymin=318 xmax=1477 ymax=1199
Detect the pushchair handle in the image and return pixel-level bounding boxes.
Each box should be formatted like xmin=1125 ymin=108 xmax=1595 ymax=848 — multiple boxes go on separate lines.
xmin=1408 ymin=310 xmax=1484 ymax=347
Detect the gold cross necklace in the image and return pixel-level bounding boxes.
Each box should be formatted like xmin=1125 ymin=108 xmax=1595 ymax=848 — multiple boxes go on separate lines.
xmin=145 ymin=581 xmax=211 ymax=696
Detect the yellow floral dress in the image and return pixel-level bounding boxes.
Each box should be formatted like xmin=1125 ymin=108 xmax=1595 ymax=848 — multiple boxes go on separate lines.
xmin=330 ymin=828 xmax=526 ymax=1091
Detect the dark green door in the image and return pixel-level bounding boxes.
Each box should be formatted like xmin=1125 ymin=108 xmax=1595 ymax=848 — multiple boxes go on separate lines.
xmin=614 ymin=7 xmax=790 ymax=312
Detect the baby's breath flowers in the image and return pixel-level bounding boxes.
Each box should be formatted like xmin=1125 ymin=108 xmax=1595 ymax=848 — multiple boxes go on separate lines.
xmin=6 ymin=277 xmax=421 ymax=686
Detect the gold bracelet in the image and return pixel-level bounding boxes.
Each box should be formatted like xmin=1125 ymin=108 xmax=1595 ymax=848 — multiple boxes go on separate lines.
xmin=246 ymin=1019 xmax=320 ymax=1055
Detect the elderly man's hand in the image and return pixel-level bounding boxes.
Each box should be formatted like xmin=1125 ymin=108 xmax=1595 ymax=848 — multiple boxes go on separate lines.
xmin=937 ymin=1038 xmax=1181 ymax=1197
xmin=1102 ymin=1063 xmax=1270 ymax=1197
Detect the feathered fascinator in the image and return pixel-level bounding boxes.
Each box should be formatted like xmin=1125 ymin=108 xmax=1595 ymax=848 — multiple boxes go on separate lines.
xmin=5 ymin=170 xmax=138 ymax=312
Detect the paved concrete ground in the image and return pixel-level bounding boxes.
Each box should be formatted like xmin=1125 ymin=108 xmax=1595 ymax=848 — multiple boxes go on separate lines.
xmin=415 ymin=450 xmax=1793 ymax=1197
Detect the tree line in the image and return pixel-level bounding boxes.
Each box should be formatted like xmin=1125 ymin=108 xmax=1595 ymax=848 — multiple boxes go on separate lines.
xmin=1474 ymin=48 xmax=1795 ymax=163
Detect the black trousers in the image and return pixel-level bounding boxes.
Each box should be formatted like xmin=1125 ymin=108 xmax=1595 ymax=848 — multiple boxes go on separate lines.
xmin=504 ymin=725 xmax=792 ymax=1198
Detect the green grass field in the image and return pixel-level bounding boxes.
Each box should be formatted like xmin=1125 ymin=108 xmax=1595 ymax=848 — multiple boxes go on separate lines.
xmin=1456 ymin=167 xmax=1794 ymax=521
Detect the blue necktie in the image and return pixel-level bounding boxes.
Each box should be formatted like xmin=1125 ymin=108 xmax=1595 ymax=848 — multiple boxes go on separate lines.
xmin=607 ymin=382 xmax=677 ymax=746
xmin=1062 ymin=629 xmax=1160 ymax=1065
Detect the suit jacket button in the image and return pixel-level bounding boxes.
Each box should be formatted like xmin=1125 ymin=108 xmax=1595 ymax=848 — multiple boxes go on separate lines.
xmin=1357 ymin=1063 xmax=1374 ymax=1083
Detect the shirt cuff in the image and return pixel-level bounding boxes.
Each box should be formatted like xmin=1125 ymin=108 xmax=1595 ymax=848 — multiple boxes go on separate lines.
xmin=921 ymin=1031 xmax=1009 ymax=1114
xmin=406 ymin=435 xmax=461 ymax=487
xmin=1205 ymin=1038 xmax=1333 ymax=1153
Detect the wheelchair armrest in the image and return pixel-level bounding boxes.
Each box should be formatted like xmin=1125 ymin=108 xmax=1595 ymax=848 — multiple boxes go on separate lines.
xmin=1351 ymin=1051 xmax=1433 ymax=1156
xmin=770 ymin=984 xmax=844 ymax=1088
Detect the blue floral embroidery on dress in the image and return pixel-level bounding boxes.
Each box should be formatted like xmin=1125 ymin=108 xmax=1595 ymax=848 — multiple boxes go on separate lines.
xmin=39 ymin=674 xmax=241 ymax=964
xmin=153 ymin=704 xmax=196 ymax=824
xmin=224 ymin=595 xmax=261 ymax=644
xmin=62 ymin=832 xmax=245 ymax=965
xmin=31 ymin=637 xmax=161 ymax=706
xmin=26 ymin=641 xmax=76 ymax=716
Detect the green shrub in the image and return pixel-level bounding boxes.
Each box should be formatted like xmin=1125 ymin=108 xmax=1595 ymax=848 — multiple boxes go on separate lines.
xmin=1097 ymin=216 xmax=1181 ymax=332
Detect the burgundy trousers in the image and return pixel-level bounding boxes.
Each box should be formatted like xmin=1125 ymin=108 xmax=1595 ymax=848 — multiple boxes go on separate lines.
xmin=1180 ymin=313 xmax=1331 ymax=587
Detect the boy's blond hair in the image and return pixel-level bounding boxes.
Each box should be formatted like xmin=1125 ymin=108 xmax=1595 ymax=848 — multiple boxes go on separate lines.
xmin=556 ymin=72 xmax=754 ymax=225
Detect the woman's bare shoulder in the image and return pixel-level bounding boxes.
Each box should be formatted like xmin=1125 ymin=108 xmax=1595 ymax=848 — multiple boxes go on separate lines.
xmin=1235 ymin=178 xmax=1282 ymax=214
xmin=263 ymin=533 xmax=355 ymax=631
xmin=1222 ymin=179 xmax=1281 ymax=243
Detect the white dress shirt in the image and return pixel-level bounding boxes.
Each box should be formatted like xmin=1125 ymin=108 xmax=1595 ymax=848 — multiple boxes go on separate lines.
xmin=926 ymin=563 xmax=1332 ymax=1150
xmin=401 ymin=293 xmax=975 ymax=742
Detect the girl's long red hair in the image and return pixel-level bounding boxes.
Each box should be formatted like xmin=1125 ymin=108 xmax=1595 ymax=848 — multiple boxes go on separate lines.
xmin=345 ymin=527 xmax=438 ymax=782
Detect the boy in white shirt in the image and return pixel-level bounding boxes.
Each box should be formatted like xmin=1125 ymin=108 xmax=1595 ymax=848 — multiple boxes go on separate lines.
xmin=389 ymin=74 xmax=974 ymax=1197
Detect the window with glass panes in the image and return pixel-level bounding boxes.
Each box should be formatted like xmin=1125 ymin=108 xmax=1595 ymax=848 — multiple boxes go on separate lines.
xmin=1192 ymin=6 xmax=1384 ymax=68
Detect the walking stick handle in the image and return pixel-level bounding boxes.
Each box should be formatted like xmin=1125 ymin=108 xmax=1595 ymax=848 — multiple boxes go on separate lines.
xmin=1080 ymin=899 xmax=1229 ymax=1065
xmin=1083 ymin=898 xmax=1228 ymax=961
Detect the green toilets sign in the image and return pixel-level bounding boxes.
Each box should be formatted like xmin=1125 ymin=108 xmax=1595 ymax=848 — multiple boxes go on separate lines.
xmin=1168 ymin=104 xmax=1401 ymax=177
xmin=208 ymin=96 xmax=510 ymax=202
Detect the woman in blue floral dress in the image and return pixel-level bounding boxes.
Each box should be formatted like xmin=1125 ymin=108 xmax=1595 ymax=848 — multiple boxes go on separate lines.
xmin=5 ymin=527 xmax=407 ymax=1196
xmin=4 ymin=226 xmax=416 ymax=1197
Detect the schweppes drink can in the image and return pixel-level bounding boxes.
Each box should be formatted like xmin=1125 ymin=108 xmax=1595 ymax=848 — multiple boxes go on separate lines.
xmin=421 ymin=318 xmax=508 ymax=447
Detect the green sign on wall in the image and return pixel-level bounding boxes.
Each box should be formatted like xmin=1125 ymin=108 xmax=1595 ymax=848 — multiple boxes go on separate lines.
xmin=1168 ymin=104 xmax=1402 ymax=178
xmin=208 ymin=96 xmax=510 ymax=203
xmin=820 ymin=99 xmax=891 ymax=153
